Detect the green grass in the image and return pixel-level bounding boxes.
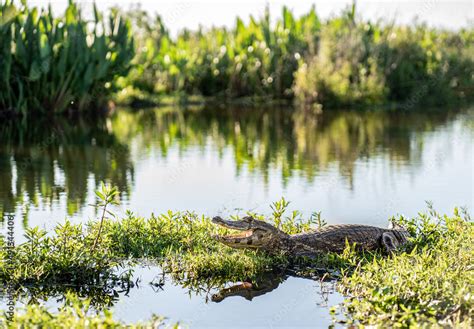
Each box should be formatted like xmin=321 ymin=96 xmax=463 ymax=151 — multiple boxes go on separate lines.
xmin=335 ymin=206 xmax=473 ymax=327
xmin=0 ymin=197 xmax=349 ymax=286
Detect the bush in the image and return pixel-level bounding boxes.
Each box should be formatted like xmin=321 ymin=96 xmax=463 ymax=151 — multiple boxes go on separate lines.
xmin=293 ymin=6 xmax=474 ymax=108
xmin=0 ymin=1 xmax=134 ymax=116
xmin=121 ymin=6 xmax=320 ymax=100
xmin=294 ymin=7 xmax=387 ymax=107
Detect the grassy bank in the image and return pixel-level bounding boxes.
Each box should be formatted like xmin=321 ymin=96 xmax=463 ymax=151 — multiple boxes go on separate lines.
xmin=0 ymin=192 xmax=472 ymax=326
xmin=336 ymin=207 xmax=473 ymax=327
xmin=0 ymin=199 xmax=332 ymax=286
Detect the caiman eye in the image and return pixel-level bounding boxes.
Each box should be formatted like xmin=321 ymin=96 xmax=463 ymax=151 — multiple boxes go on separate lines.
xmin=243 ymin=216 xmax=253 ymax=223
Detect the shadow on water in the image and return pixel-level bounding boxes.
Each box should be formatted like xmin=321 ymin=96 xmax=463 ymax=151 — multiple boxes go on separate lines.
xmin=0 ymin=105 xmax=466 ymax=228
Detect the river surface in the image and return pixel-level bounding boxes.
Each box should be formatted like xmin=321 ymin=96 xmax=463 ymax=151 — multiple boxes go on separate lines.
xmin=0 ymin=105 xmax=473 ymax=327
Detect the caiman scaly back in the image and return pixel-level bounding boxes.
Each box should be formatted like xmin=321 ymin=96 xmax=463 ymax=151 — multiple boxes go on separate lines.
xmin=212 ymin=216 xmax=410 ymax=256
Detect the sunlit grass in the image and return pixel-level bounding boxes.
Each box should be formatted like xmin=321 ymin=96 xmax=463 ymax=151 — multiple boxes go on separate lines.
xmin=334 ymin=206 xmax=473 ymax=327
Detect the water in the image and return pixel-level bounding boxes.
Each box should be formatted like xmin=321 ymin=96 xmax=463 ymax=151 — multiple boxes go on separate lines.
xmin=110 ymin=265 xmax=342 ymax=328
xmin=0 ymin=106 xmax=473 ymax=326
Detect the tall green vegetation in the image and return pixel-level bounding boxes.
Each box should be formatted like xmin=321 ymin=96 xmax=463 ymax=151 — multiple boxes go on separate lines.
xmin=123 ymin=4 xmax=473 ymax=108
xmin=0 ymin=0 xmax=134 ymax=116
xmin=294 ymin=6 xmax=474 ymax=108
xmin=1 ymin=2 xmax=471 ymax=114
xmin=293 ymin=6 xmax=387 ymax=106
xmin=123 ymin=6 xmax=319 ymax=100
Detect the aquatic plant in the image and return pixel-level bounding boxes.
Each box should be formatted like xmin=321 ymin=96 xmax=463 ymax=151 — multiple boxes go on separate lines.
xmin=0 ymin=197 xmax=339 ymax=286
xmin=92 ymin=182 xmax=120 ymax=251
xmin=0 ymin=1 xmax=134 ymax=116
xmin=0 ymin=221 xmax=129 ymax=285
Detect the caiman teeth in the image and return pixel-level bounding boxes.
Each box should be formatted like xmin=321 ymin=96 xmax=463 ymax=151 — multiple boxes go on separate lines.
xmin=213 ymin=230 xmax=253 ymax=241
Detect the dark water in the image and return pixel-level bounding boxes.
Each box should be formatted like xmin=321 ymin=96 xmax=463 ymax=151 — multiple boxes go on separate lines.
xmin=0 ymin=106 xmax=473 ymax=327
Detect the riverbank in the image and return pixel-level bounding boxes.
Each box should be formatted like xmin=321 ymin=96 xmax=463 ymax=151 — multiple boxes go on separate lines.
xmin=0 ymin=198 xmax=471 ymax=327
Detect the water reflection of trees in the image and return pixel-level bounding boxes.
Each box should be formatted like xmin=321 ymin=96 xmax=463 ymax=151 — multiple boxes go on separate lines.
xmin=0 ymin=117 xmax=134 ymax=222
xmin=0 ymin=106 xmax=458 ymax=222
xmin=112 ymin=106 xmax=456 ymax=185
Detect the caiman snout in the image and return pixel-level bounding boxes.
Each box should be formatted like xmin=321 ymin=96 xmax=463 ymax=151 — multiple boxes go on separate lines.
xmin=212 ymin=216 xmax=253 ymax=230
xmin=211 ymin=216 xmax=290 ymax=252
xmin=212 ymin=216 xmax=259 ymax=249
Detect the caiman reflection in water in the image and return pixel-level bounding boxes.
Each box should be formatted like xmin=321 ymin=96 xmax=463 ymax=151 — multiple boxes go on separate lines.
xmin=211 ymin=268 xmax=330 ymax=303
xmin=211 ymin=274 xmax=285 ymax=303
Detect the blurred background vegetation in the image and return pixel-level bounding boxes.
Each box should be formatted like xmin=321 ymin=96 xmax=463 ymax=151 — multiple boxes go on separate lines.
xmin=120 ymin=2 xmax=473 ymax=108
xmin=0 ymin=1 xmax=472 ymax=116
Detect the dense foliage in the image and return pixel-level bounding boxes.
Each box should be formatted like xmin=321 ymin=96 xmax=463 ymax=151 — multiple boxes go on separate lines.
xmin=121 ymin=6 xmax=319 ymax=101
xmin=1 ymin=1 xmax=472 ymax=115
xmin=0 ymin=1 xmax=134 ymax=116
xmin=294 ymin=9 xmax=474 ymax=108
xmin=123 ymin=4 xmax=473 ymax=108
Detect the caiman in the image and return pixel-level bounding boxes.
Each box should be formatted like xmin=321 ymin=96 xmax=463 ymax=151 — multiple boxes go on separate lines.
xmin=212 ymin=216 xmax=410 ymax=256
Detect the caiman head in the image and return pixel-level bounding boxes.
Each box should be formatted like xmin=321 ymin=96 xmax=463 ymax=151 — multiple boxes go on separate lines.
xmin=383 ymin=222 xmax=411 ymax=252
xmin=212 ymin=216 xmax=291 ymax=254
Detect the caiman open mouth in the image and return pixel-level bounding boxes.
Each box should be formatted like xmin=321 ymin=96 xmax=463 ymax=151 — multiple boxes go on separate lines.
xmin=212 ymin=216 xmax=258 ymax=247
